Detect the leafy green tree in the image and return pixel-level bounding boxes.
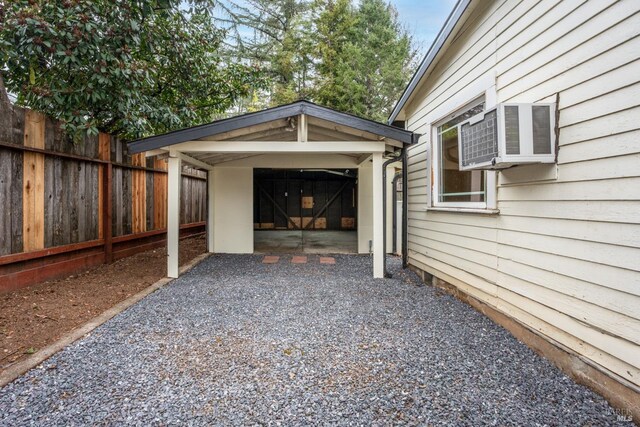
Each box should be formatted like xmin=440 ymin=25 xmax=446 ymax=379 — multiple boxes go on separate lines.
xmin=0 ymin=0 xmax=265 ymax=139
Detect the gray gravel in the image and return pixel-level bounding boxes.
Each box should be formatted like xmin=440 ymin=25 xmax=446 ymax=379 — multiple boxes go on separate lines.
xmin=0 ymin=254 xmax=627 ymax=426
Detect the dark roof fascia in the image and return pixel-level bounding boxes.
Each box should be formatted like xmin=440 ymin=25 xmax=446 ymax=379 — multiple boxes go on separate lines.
xmin=387 ymin=0 xmax=472 ymax=124
xmin=128 ymin=102 xmax=302 ymax=154
xmin=128 ymin=100 xmax=417 ymax=154
xmin=300 ymin=102 xmax=415 ymax=145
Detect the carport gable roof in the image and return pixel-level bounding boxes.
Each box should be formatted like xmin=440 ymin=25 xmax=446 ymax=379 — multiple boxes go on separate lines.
xmin=128 ymin=100 xmax=419 ymax=154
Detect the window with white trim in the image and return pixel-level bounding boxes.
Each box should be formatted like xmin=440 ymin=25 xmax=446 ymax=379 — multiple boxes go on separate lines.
xmin=433 ymin=99 xmax=488 ymax=208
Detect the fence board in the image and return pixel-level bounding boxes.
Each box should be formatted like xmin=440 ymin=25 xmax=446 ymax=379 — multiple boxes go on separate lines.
xmin=110 ymin=135 xmax=117 ymax=162
xmin=0 ymin=148 xmax=12 ymax=255
xmin=44 ymin=156 xmax=55 ymax=248
xmin=0 ymin=97 xmax=22 ymax=254
xmin=121 ymin=138 xmax=131 ymax=166
xmin=193 ymin=180 xmax=199 ymax=223
xmin=84 ymin=162 xmax=96 ymax=241
xmin=200 ymin=178 xmax=206 ymax=221
xmin=146 ymin=169 xmax=154 ymax=231
xmin=115 ymin=137 xmax=122 ymax=163
xmin=97 ymin=133 xmax=110 ymax=239
xmin=154 ymin=159 xmax=167 ymax=229
xmin=132 ymin=153 xmax=146 ymax=234
xmin=180 ymin=176 xmax=188 ymax=224
xmin=78 ymin=161 xmax=87 ymax=242
xmin=112 ymin=165 xmax=123 ymax=237
xmin=122 ymin=167 xmax=132 ymax=235
xmin=193 ymin=178 xmax=199 ymax=222
xmin=69 ymin=159 xmax=79 ymax=243
xmin=84 ymin=133 xmax=98 ymax=158
xmin=22 ymin=110 xmax=45 ymax=252
xmin=10 ymin=150 xmax=23 ymax=253
xmin=81 ymin=134 xmax=96 ymax=241
xmin=10 ymin=106 xmax=25 ymax=146
xmin=51 ymin=157 xmax=63 ymax=246
xmin=44 ymin=117 xmax=53 ymax=150
xmin=61 ymin=159 xmax=71 ymax=245
xmin=0 ymin=95 xmax=10 ymax=144
xmin=88 ymin=163 xmax=99 ymax=240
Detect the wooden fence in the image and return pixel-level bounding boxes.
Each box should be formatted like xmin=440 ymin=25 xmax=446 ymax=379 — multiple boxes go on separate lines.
xmin=0 ymin=96 xmax=207 ymax=292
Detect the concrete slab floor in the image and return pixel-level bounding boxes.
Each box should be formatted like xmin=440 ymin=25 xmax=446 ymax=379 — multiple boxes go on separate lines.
xmin=254 ymin=230 xmax=357 ymax=254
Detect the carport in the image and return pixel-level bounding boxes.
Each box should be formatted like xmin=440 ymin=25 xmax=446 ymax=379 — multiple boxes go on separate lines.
xmin=128 ymin=101 xmax=418 ymax=278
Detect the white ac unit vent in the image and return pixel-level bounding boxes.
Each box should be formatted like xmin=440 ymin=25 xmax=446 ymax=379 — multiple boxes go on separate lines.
xmin=458 ymin=103 xmax=556 ymax=170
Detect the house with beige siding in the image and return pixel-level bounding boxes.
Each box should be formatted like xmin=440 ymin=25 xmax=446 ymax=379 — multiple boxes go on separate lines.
xmin=388 ymin=0 xmax=639 ymax=415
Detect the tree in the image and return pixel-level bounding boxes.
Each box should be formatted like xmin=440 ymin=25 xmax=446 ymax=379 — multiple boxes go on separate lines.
xmin=313 ymin=0 xmax=357 ymax=108
xmin=314 ymin=0 xmax=415 ymax=122
xmin=0 ymin=0 xmax=266 ymax=140
xmin=216 ymin=0 xmax=313 ymax=106
xmin=270 ymin=12 xmax=316 ymax=105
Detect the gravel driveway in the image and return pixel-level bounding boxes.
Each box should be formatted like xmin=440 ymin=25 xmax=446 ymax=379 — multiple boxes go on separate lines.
xmin=0 ymin=255 xmax=625 ymax=426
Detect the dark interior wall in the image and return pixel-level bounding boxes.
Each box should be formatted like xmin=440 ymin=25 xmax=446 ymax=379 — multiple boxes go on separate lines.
xmin=253 ymin=169 xmax=357 ymax=230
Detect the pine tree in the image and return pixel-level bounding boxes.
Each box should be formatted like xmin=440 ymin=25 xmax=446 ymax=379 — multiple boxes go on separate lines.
xmin=271 ymin=11 xmax=316 ymax=105
xmin=216 ymin=0 xmax=415 ymax=121
xmin=313 ymin=0 xmax=357 ymax=109
xmin=315 ymin=0 xmax=415 ymax=122
xmin=217 ymin=0 xmax=313 ymax=105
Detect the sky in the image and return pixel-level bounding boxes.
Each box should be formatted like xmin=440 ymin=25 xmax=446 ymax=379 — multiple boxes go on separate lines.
xmin=391 ymin=0 xmax=458 ymax=53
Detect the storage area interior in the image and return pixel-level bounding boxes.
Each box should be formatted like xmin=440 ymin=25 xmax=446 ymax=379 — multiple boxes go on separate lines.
xmin=253 ymin=169 xmax=357 ymax=254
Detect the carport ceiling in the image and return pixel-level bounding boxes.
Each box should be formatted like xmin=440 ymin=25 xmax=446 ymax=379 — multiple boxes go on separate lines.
xmin=128 ymin=101 xmax=418 ymax=168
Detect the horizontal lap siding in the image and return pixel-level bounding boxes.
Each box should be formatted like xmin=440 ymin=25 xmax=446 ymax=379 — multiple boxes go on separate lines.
xmin=405 ymin=0 xmax=640 ymax=386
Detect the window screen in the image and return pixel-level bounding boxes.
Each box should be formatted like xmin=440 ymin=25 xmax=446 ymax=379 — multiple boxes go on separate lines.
xmin=459 ymin=109 xmax=499 ymax=167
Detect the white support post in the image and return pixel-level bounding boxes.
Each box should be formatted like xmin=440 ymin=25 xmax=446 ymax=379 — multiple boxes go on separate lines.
xmin=167 ymin=154 xmax=182 ymax=278
xmin=372 ymin=152 xmax=384 ymax=278
xmin=207 ymin=169 xmax=214 ymax=253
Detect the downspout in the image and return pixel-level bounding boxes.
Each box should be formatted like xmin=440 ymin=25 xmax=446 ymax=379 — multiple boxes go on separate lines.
xmin=391 ymin=171 xmax=402 ymax=254
xmin=382 ymin=153 xmax=401 ymax=278
xmin=402 ymin=144 xmax=409 ymax=268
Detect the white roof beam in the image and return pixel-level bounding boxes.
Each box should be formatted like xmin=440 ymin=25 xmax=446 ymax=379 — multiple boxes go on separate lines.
xmin=169 ymin=149 xmax=215 ymax=171
xmin=170 ymin=140 xmax=386 ymax=153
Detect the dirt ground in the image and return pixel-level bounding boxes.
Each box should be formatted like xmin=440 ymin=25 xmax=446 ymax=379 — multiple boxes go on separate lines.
xmin=0 ymin=235 xmax=206 ymax=374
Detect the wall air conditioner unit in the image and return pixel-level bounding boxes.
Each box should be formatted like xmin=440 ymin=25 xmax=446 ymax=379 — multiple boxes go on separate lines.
xmin=457 ymin=103 xmax=556 ymax=170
